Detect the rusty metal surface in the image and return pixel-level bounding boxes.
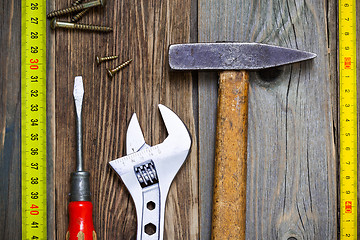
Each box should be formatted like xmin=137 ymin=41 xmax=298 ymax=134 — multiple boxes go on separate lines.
xmin=212 ymin=71 xmax=249 ymax=240
xmin=168 ymin=43 xmax=316 ymax=70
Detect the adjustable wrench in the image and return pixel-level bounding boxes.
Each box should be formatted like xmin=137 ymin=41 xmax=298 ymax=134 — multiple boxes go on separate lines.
xmin=109 ymin=104 xmax=191 ymax=240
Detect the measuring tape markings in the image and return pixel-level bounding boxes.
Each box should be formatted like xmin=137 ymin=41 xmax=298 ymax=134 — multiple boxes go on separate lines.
xmin=339 ymin=0 xmax=357 ymax=239
xmin=21 ymin=0 xmax=47 ymax=238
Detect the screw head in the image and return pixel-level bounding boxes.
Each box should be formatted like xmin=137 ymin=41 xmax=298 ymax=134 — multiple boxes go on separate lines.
xmin=107 ymin=69 xmax=114 ymax=78
xmin=95 ymin=56 xmax=101 ymax=64
xmin=50 ymin=18 xmax=57 ymax=29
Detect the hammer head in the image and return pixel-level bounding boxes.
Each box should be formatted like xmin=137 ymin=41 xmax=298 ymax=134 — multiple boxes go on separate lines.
xmin=169 ymin=43 xmax=316 ymax=71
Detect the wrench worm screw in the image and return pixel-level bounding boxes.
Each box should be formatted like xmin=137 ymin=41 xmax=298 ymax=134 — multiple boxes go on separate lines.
xmin=47 ymin=0 xmax=106 ymax=18
xmin=50 ymin=18 xmax=112 ymax=32
xmin=107 ymin=59 xmax=132 ymax=78
xmin=96 ymin=55 xmax=118 ymax=64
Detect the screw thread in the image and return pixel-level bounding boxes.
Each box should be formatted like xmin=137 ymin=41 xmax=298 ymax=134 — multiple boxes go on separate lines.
xmin=102 ymin=56 xmax=118 ymax=61
xmin=96 ymin=55 xmax=118 ymax=64
xmin=107 ymin=59 xmax=132 ymax=78
xmin=113 ymin=59 xmax=132 ymax=72
xmin=47 ymin=5 xmax=85 ymax=18
xmin=71 ymin=9 xmax=89 ymax=22
xmin=73 ymin=23 xmax=112 ymax=32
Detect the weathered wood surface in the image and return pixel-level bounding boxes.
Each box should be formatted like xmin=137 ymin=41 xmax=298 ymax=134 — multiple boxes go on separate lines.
xmin=0 ymin=0 xmax=22 ymax=239
xmin=1 ymin=0 xmax=359 ymax=239
xmin=198 ymin=0 xmax=338 ymax=239
xmin=53 ymin=0 xmax=198 ymax=239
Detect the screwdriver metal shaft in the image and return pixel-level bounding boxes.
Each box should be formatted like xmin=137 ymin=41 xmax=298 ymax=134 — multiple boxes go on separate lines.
xmin=74 ymin=77 xmax=84 ymax=172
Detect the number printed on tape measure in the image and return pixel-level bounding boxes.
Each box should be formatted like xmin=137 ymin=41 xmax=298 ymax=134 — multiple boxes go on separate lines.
xmin=339 ymin=0 xmax=357 ymax=239
xmin=21 ymin=0 xmax=47 ymax=238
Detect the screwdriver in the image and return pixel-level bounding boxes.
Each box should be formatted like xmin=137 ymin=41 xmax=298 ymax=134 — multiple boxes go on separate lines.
xmin=66 ymin=76 xmax=97 ymax=239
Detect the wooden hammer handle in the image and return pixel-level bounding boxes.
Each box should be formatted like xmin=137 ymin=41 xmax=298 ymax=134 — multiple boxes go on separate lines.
xmin=211 ymin=70 xmax=249 ymax=240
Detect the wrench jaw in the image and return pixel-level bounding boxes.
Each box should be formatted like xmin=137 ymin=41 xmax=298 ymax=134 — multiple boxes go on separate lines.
xmin=109 ymin=105 xmax=191 ymax=240
xmin=126 ymin=113 xmax=149 ymax=154
xmin=155 ymin=103 xmax=192 ymax=195
xmin=158 ymin=104 xmax=191 ymax=152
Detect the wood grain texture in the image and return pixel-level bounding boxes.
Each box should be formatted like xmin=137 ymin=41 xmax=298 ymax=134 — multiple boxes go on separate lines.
xmin=1 ymin=0 xmax=359 ymax=239
xmin=212 ymin=71 xmax=249 ymax=240
xmin=198 ymin=71 xmax=217 ymax=240
xmin=53 ymin=0 xmax=198 ymax=239
xmin=198 ymin=0 xmax=337 ymax=239
xmin=0 ymin=0 xmax=22 ymax=238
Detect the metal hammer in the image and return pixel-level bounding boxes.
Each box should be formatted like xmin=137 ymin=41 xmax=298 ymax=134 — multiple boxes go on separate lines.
xmin=168 ymin=43 xmax=316 ymax=239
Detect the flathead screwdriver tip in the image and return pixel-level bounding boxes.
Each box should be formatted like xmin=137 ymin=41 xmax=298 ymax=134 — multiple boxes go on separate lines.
xmin=73 ymin=76 xmax=84 ymax=118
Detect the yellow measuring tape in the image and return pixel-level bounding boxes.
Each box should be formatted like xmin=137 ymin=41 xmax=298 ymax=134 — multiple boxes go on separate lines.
xmin=339 ymin=0 xmax=357 ymax=239
xmin=21 ymin=0 xmax=47 ymax=238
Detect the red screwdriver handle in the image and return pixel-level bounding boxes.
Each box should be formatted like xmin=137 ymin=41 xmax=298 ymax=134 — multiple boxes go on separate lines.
xmin=66 ymin=201 xmax=97 ymax=240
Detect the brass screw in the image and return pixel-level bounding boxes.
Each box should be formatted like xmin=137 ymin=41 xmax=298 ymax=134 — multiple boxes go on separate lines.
xmin=71 ymin=9 xmax=89 ymax=22
xmin=70 ymin=0 xmax=89 ymax=23
xmin=47 ymin=0 xmax=106 ymax=18
xmin=96 ymin=55 xmax=118 ymax=64
xmin=50 ymin=18 xmax=112 ymax=32
xmin=107 ymin=59 xmax=133 ymax=78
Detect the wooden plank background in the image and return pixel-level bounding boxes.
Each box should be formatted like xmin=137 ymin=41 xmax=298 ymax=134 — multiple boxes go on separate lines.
xmin=198 ymin=0 xmax=338 ymax=239
xmin=0 ymin=0 xmax=359 ymax=239
xmin=0 ymin=0 xmax=22 ymax=238
xmin=52 ymin=0 xmax=198 ymax=239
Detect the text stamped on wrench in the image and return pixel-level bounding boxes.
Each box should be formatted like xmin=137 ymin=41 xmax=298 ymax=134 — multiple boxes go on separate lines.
xmin=110 ymin=145 xmax=162 ymax=175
